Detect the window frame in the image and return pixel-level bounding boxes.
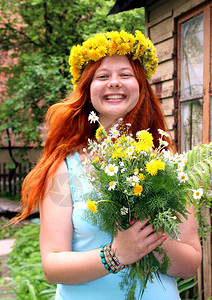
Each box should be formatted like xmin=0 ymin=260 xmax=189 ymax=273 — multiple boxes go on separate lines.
xmin=177 ymin=2 xmax=212 ymax=151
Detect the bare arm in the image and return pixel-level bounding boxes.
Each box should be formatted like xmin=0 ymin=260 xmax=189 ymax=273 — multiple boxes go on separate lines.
xmin=39 ymin=161 xmax=167 ymax=285
xmin=155 ymin=204 xmax=202 ymax=279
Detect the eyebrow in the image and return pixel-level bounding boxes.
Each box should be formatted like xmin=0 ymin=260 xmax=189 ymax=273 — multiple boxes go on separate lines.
xmin=95 ymin=67 xmax=133 ymax=72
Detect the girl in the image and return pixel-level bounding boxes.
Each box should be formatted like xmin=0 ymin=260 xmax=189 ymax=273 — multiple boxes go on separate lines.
xmin=13 ymin=30 xmax=201 ymax=299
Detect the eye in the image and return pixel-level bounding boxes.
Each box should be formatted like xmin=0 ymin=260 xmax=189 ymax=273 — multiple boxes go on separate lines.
xmin=121 ymin=73 xmax=132 ymax=78
xmin=97 ymin=74 xmax=108 ymax=79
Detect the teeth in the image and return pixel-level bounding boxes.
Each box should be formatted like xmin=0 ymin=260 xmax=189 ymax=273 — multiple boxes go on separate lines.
xmin=105 ymin=95 xmax=125 ymax=100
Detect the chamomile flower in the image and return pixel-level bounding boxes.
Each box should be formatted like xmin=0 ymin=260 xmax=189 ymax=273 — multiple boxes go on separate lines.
xmin=109 ymin=126 xmax=120 ymax=138
xmin=158 ymin=129 xmax=169 ymax=137
xmin=126 ymin=146 xmax=135 ymax=156
xmin=88 ymin=111 xmax=99 ymax=123
xmin=108 ymin=181 xmax=117 ymax=191
xmin=193 ymin=188 xmax=204 ymax=199
xmin=119 ymin=161 xmax=125 ymax=167
xmin=178 ymin=172 xmax=188 ymax=183
xmin=162 ymin=150 xmax=174 ymax=161
xmin=159 ymin=138 xmax=169 ymax=147
xmin=120 ymin=206 xmax=129 ymax=215
xmin=105 ymin=164 xmax=118 ymax=176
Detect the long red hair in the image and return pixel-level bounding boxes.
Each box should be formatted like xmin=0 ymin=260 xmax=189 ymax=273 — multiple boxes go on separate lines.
xmin=10 ymin=56 xmax=174 ymax=223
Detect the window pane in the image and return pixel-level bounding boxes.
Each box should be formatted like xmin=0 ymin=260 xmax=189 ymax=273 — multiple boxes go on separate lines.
xmin=181 ymin=99 xmax=203 ymax=152
xmin=180 ymin=14 xmax=203 ymax=98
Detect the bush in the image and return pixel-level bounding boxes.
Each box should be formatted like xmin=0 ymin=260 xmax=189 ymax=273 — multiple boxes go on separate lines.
xmin=0 ymin=222 xmax=56 ymax=299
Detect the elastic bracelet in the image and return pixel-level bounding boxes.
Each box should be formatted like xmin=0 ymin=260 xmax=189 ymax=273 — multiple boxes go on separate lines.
xmin=100 ymin=244 xmax=128 ymax=274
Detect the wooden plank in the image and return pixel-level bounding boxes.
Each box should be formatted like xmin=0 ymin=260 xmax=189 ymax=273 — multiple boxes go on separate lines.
xmin=152 ymin=60 xmax=174 ymax=82
xmin=147 ymin=0 xmax=173 ymax=22
xmin=197 ymin=265 xmax=203 ymax=300
xmin=164 ymin=115 xmax=174 ymax=130
xmin=161 ymin=97 xmax=175 ymax=116
xmin=149 ymin=17 xmax=174 ymax=44
xmin=151 ymin=79 xmax=174 ymax=99
xmin=202 ymin=207 xmax=212 ymax=299
xmin=173 ymin=0 xmax=206 ymax=18
xmin=155 ymin=38 xmax=174 ymax=63
xmin=147 ymin=11 xmax=173 ymax=29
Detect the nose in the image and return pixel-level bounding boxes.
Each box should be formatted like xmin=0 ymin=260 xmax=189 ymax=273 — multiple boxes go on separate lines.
xmin=107 ymin=76 xmax=122 ymax=88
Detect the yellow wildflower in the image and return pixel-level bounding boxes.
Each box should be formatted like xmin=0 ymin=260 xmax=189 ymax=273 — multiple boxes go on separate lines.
xmin=117 ymin=43 xmax=130 ymax=55
xmin=112 ymin=147 xmax=126 ymax=159
xmin=133 ymin=184 xmax=143 ymax=196
xmin=87 ymin=199 xmax=97 ymax=213
xmin=138 ymin=173 xmax=145 ymax=180
xmin=93 ymin=156 xmax=99 ymax=164
xmin=134 ymin=168 xmax=139 ymax=175
xmin=146 ymin=159 xmax=165 ymax=176
xmin=95 ymin=125 xmax=107 ymax=140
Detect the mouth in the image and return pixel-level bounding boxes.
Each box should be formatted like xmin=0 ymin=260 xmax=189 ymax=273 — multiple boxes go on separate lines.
xmin=104 ymin=94 xmax=126 ymax=101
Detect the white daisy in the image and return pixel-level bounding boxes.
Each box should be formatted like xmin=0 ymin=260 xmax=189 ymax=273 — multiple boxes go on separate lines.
xmin=178 ymin=172 xmax=188 ymax=183
xmin=159 ymin=138 xmax=169 ymax=147
xmin=119 ymin=161 xmax=125 ymax=167
xmin=158 ymin=129 xmax=169 ymax=137
xmin=109 ymin=126 xmax=120 ymax=138
xmin=193 ymin=188 xmax=204 ymax=199
xmin=88 ymin=111 xmax=99 ymax=123
xmin=120 ymin=206 xmax=129 ymax=215
xmin=108 ymin=181 xmax=117 ymax=191
xmin=162 ymin=150 xmax=174 ymax=161
xmin=126 ymin=146 xmax=135 ymax=156
xmin=105 ymin=164 xmax=118 ymax=176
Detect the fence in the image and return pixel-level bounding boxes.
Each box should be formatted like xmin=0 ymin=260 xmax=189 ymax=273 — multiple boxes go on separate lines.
xmin=0 ymin=162 xmax=33 ymax=197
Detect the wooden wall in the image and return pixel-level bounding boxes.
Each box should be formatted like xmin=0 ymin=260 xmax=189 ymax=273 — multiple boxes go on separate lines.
xmin=144 ymin=1 xmax=211 ymax=299
xmin=145 ymin=0 xmax=207 ymax=140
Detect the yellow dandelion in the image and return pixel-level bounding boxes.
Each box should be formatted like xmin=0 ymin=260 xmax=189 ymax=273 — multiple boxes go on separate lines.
xmin=138 ymin=173 xmax=145 ymax=180
xmin=93 ymin=156 xmax=99 ymax=164
xmin=112 ymin=147 xmax=126 ymax=159
xmin=108 ymin=42 xmax=118 ymax=56
xmin=96 ymin=46 xmax=107 ymax=58
xmin=87 ymin=199 xmax=97 ymax=213
xmin=133 ymin=184 xmax=143 ymax=196
xmin=88 ymin=49 xmax=100 ymax=61
xmin=146 ymin=159 xmax=165 ymax=176
xmin=117 ymin=43 xmax=130 ymax=55
xmin=95 ymin=125 xmax=107 ymax=140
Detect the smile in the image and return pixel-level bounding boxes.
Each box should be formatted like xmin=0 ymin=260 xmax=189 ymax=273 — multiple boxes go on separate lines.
xmin=105 ymin=94 xmax=126 ymax=100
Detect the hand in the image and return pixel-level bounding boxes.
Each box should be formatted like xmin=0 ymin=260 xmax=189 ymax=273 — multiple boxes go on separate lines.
xmin=111 ymin=218 xmax=167 ymax=265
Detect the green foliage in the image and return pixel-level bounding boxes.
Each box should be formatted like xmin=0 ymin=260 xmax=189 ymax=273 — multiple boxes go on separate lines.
xmin=0 ymin=223 xmax=56 ymax=299
xmin=0 ymin=217 xmax=23 ymax=239
xmin=185 ymin=143 xmax=212 ymax=190
xmin=184 ymin=142 xmax=212 ymax=241
xmin=0 ymin=0 xmax=144 ymax=164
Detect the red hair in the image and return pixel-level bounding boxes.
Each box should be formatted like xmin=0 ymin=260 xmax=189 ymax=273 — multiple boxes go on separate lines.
xmin=10 ymin=56 xmax=174 ymax=223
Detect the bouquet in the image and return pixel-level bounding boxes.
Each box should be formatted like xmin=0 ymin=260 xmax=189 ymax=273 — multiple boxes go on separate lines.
xmin=83 ymin=111 xmax=212 ymax=300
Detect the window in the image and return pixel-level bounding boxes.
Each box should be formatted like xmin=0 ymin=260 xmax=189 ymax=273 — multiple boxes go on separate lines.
xmin=177 ymin=2 xmax=212 ymax=152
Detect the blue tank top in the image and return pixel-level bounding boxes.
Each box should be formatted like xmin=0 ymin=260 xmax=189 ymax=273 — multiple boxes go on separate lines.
xmin=55 ymin=152 xmax=181 ymax=300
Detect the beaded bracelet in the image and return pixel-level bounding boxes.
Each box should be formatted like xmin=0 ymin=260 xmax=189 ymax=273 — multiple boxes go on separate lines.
xmin=100 ymin=244 xmax=128 ymax=274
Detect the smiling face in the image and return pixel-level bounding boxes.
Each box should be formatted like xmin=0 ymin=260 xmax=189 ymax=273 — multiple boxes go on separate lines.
xmin=90 ymin=55 xmax=140 ymax=128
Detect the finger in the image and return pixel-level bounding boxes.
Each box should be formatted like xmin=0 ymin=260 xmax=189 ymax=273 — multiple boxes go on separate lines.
xmin=132 ymin=218 xmax=151 ymax=231
xmin=147 ymin=235 xmax=167 ymax=253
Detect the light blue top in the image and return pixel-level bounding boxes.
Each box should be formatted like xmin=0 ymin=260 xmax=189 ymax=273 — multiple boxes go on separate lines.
xmin=55 ymin=152 xmax=181 ymax=300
